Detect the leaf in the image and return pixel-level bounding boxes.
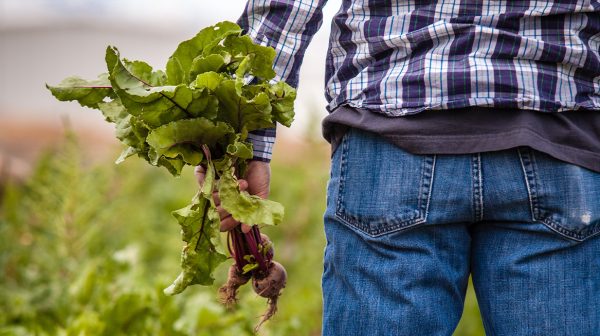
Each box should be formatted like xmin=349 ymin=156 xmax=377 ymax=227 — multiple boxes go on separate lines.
xmin=205 ymin=35 xmax=276 ymax=81
xmin=242 ymin=262 xmax=259 ymax=274
xmin=189 ymin=53 xmax=230 ymax=80
xmin=97 ymin=98 xmax=127 ymax=123
xmin=122 ymin=59 xmax=167 ymax=86
xmin=164 ymin=197 xmax=227 ymax=295
xmin=267 ymin=81 xmax=296 ymax=127
xmin=157 ymin=156 xmax=186 ymax=176
xmin=105 ymin=46 xmax=193 ymax=127
xmin=163 ymin=144 xmax=203 ymax=166
xmin=166 ymin=21 xmax=242 ymax=85
xmin=200 ymin=160 xmax=216 ymax=197
xmin=165 ymin=57 xmax=184 ymax=85
xmin=234 ymin=55 xmax=252 ymax=95
xmin=214 ymin=80 xmax=274 ymax=134
xmin=218 ymin=164 xmax=284 ymax=226
xmin=114 ymin=114 xmax=147 ymax=149
xmin=115 ymin=146 xmax=137 ymax=164
xmin=187 ymin=88 xmax=219 ymax=120
xmin=46 ymin=74 xmax=114 ymax=109
xmin=145 ymin=118 xmax=233 ymax=161
xmin=97 ymin=99 xmax=149 ymax=158
xmin=226 ymin=136 xmax=253 ymax=160
xmin=193 ymin=71 xmax=224 ymax=91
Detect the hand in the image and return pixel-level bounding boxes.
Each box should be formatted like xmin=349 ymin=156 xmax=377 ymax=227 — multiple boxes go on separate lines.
xmin=195 ymin=160 xmax=271 ymax=233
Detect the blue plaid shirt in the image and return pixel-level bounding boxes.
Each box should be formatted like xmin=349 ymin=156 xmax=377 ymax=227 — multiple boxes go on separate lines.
xmin=240 ymin=1 xmax=600 ymax=161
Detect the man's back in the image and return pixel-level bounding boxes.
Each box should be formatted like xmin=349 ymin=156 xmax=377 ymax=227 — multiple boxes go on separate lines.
xmin=240 ymin=0 xmax=600 ymax=115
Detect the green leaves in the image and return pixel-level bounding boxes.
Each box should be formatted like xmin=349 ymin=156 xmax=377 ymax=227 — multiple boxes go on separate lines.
xmin=267 ymin=81 xmax=296 ymax=127
xmin=218 ymin=164 xmax=284 ymax=226
xmin=207 ymin=34 xmax=276 ymax=81
xmin=47 ymin=22 xmax=295 ymax=175
xmin=46 ymin=73 xmax=113 ymax=109
xmin=47 ymin=21 xmax=296 ymax=295
xmin=106 ymin=46 xmax=193 ymax=127
xmin=146 ymin=118 xmax=233 ymax=166
xmin=215 ymin=80 xmax=275 ymax=134
xmin=190 ymin=54 xmax=230 ymax=80
xmin=165 ymin=161 xmax=221 ymax=295
xmin=165 ymin=196 xmax=227 ymax=295
xmin=166 ymin=21 xmax=242 ymax=85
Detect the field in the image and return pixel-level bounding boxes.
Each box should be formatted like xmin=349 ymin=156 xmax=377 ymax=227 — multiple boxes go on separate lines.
xmin=0 ymin=132 xmax=485 ymax=335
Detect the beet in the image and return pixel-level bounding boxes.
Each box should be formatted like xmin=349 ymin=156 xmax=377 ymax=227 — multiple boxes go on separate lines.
xmin=252 ymin=261 xmax=287 ymax=331
xmin=259 ymin=233 xmax=274 ymax=260
xmin=218 ymin=263 xmax=251 ymax=308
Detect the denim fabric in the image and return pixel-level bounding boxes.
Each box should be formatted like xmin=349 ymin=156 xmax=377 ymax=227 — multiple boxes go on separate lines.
xmin=322 ymin=128 xmax=600 ymax=336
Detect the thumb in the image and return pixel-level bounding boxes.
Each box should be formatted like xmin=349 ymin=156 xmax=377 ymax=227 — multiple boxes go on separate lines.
xmin=244 ymin=161 xmax=271 ymax=199
xmin=194 ymin=165 xmax=206 ymax=187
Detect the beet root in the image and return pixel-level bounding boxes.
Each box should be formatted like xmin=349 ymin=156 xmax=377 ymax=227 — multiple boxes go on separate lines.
xmin=218 ymin=263 xmax=251 ymax=308
xmin=259 ymin=233 xmax=272 ymax=246
xmin=252 ymin=261 xmax=287 ymax=332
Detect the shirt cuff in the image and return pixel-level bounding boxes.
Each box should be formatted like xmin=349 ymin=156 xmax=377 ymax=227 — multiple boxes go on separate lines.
xmin=247 ymin=128 xmax=276 ymax=162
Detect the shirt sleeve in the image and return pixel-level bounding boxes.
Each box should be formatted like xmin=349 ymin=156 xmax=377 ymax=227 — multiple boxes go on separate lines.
xmin=238 ymin=0 xmax=329 ymax=162
xmin=247 ymin=127 xmax=277 ymax=162
xmin=237 ymin=0 xmax=329 ymax=87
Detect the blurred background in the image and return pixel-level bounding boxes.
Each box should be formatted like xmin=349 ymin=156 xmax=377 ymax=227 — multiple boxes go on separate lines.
xmin=0 ymin=1 xmax=484 ymax=335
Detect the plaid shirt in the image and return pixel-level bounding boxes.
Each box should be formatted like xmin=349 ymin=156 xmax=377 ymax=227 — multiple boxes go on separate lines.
xmin=239 ymin=0 xmax=600 ymax=161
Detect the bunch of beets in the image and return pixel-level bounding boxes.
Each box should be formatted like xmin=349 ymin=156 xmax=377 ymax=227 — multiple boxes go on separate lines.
xmin=47 ymin=21 xmax=295 ymax=331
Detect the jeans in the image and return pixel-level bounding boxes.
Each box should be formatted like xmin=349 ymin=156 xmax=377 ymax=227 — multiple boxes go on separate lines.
xmin=322 ymin=128 xmax=600 ymax=336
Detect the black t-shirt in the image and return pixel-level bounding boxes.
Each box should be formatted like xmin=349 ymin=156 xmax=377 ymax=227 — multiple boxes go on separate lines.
xmin=323 ymin=106 xmax=600 ymax=173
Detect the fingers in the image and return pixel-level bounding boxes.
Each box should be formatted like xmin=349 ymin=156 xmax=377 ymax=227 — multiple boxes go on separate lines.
xmin=245 ymin=161 xmax=270 ymax=199
xmin=218 ymin=215 xmax=252 ymax=233
xmin=240 ymin=223 xmax=252 ymax=233
xmin=238 ymin=179 xmax=248 ymax=191
xmin=219 ymin=215 xmax=239 ymax=232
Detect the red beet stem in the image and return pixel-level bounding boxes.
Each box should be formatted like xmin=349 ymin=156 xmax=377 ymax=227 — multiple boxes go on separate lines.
xmin=227 ymin=162 xmax=269 ymax=275
xmin=231 ymin=228 xmax=248 ymax=273
xmin=227 ymin=231 xmax=233 ymax=256
xmin=244 ymin=229 xmax=269 ymax=274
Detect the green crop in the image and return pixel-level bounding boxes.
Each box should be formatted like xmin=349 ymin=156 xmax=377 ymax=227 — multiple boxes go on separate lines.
xmin=47 ymin=21 xmax=296 ymax=296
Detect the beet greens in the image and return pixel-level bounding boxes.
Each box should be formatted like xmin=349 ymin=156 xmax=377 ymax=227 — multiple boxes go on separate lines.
xmin=47 ymin=21 xmax=293 ymax=327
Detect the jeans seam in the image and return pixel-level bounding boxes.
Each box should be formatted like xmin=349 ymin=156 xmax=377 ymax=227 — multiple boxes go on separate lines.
xmin=335 ymin=130 xmax=350 ymax=219
xmin=518 ymin=147 xmax=539 ymax=221
xmin=423 ymin=155 xmax=437 ymax=221
xmin=472 ymin=153 xmax=484 ymax=222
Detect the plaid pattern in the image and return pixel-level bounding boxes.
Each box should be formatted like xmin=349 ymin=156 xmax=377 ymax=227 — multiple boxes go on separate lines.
xmin=247 ymin=128 xmax=276 ymax=162
xmin=239 ymin=1 xmax=600 ymax=160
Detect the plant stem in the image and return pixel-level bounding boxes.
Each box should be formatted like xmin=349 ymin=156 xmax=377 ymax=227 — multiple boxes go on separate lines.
xmin=229 ymin=160 xmax=270 ymax=275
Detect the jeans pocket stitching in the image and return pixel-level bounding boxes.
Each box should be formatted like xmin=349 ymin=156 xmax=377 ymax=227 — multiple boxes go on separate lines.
xmin=334 ymin=131 xmax=435 ymax=237
xmin=335 ymin=129 xmax=350 ymax=222
xmin=334 ymin=212 xmax=427 ymax=237
xmin=519 ymin=148 xmax=599 ymax=242
xmin=540 ymin=216 xmax=600 ymax=242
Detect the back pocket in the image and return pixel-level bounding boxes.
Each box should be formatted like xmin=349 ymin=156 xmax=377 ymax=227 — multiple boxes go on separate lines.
xmin=335 ymin=129 xmax=436 ymax=237
xmin=520 ymin=149 xmax=600 ymax=242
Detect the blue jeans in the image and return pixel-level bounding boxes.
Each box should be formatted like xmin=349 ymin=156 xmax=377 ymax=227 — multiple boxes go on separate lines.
xmin=322 ymin=128 xmax=600 ymax=336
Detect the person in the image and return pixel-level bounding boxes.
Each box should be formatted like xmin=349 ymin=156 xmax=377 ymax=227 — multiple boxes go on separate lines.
xmin=196 ymin=1 xmax=600 ymax=335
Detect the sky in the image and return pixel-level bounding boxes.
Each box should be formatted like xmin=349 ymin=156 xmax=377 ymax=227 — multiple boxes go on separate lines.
xmin=0 ymin=0 xmax=342 ymax=139
xmin=1 ymin=0 xmax=251 ymax=30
